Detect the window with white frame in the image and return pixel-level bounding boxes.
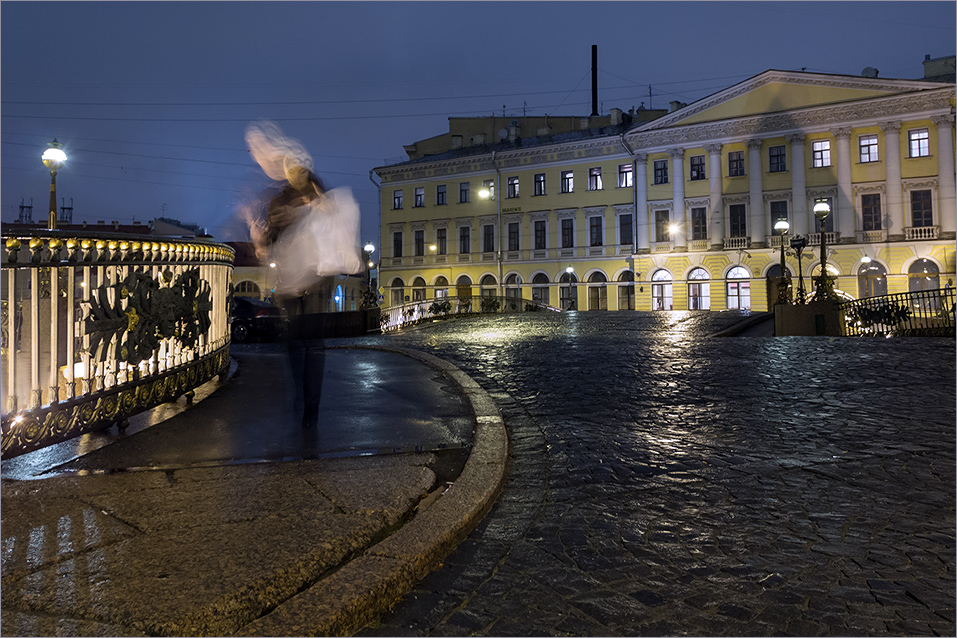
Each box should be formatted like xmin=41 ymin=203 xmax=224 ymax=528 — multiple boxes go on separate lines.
xmin=414 ymin=187 xmax=425 ymax=207
xmin=688 ymin=267 xmax=711 ymax=310
xmin=653 ymin=159 xmax=668 ymax=185
xmin=908 ymin=128 xmax=930 ymax=158
xmin=483 ymin=179 xmax=495 ymax=200
xmin=651 ymin=269 xmax=673 ymax=311
xmin=728 ymin=151 xmax=745 ymax=177
xmin=588 ymin=167 xmax=603 ymax=191
xmin=726 ymin=266 xmax=751 ymax=310
xmin=507 ymin=176 xmax=519 ymax=198
xmin=534 ymin=173 xmax=546 ymax=196
xmin=393 ymin=190 xmax=403 ymax=209
xmin=689 ymin=155 xmax=706 ymax=180
xmin=561 ymin=170 xmax=574 ymax=193
xmin=812 ymin=140 xmax=831 ymax=167
xmin=618 ymin=163 xmax=633 ymax=188
xmin=859 ymin=134 xmax=879 ymax=163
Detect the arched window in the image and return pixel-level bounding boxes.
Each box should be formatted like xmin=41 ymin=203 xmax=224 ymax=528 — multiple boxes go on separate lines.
xmin=480 ymin=274 xmax=497 ymax=297
xmin=909 ymin=259 xmax=940 ymax=311
xmin=858 ymin=262 xmax=887 ymax=298
xmin=532 ymin=273 xmax=550 ymax=306
xmin=587 ymin=272 xmax=608 ymax=311
xmin=651 ymin=269 xmax=673 ymax=311
xmin=456 ymin=275 xmax=473 ymax=299
xmin=335 ymin=284 xmax=344 ymax=312
xmin=559 ymin=271 xmax=579 ymax=310
xmin=434 ymin=275 xmax=449 ymax=299
xmin=505 ymin=274 xmax=522 ymax=299
xmin=618 ymin=271 xmax=635 ymax=310
xmin=726 ymin=266 xmax=751 ymax=310
xmin=235 ymin=280 xmax=261 ymax=299
xmin=390 ymin=277 xmax=405 ymax=306
xmin=412 ymin=277 xmax=427 ymax=302
xmin=688 ymin=268 xmax=710 ymax=310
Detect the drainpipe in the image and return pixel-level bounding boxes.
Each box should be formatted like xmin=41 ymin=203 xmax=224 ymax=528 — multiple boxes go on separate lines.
xmin=369 ymin=169 xmax=382 ymax=300
xmin=619 ymin=133 xmax=639 ymax=250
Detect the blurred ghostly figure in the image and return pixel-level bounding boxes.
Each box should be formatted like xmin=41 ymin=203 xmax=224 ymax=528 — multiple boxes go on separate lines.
xmin=242 ymin=122 xmax=362 ymax=428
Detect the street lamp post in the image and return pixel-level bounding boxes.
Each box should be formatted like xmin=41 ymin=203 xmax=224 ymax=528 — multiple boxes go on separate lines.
xmin=773 ymin=219 xmax=790 ymax=305
xmin=564 ymin=266 xmax=575 ymax=311
xmin=41 ymin=139 xmax=67 ymax=230
xmin=812 ymin=202 xmax=833 ymax=300
xmin=363 ymin=243 xmax=376 ymax=308
xmin=789 ymin=235 xmax=808 ymax=303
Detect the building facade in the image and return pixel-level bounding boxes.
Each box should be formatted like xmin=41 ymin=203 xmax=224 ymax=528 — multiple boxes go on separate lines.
xmin=374 ymin=69 xmax=956 ymax=313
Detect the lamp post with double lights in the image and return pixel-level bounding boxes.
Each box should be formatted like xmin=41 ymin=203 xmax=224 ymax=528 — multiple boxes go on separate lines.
xmin=789 ymin=235 xmax=808 ymax=303
xmin=812 ymin=202 xmax=834 ymax=300
xmin=41 ymin=139 xmax=67 ymax=230
xmin=773 ymin=219 xmax=790 ymax=305
xmin=362 ymin=243 xmax=377 ymax=308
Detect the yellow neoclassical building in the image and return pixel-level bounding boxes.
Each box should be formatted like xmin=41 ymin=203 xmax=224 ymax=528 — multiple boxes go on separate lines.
xmin=373 ymin=67 xmax=955 ymax=313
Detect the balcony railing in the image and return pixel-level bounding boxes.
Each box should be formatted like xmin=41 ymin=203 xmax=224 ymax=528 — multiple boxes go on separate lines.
xmin=858 ymin=229 xmax=887 ymax=243
xmin=807 ymin=231 xmax=841 ymax=246
xmin=840 ymin=288 xmax=955 ymax=337
xmin=379 ymin=295 xmax=558 ymax=332
xmin=2 ymin=228 xmax=234 ymax=459
xmin=723 ymin=236 xmax=750 ymax=250
xmin=904 ymin=225 xmax=940 ymax=241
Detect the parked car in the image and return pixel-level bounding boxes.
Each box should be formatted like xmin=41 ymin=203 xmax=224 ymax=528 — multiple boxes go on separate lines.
xmin=230 ymin=297 xmax=287 ymax=342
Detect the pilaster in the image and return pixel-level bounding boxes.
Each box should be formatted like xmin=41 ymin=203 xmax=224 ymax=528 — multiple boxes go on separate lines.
xmin=833 ymin=127 xmax=855 ymax=243
xmin=747 ymin=139 xmax=765 ymax=247
xmin=932 ymin=115 xmax=956 ymax=237
xmin=880 ymin=121 xmax=904 ymax=240
xmin=670 ymin=148 xmax=687 ymax=250
xmin=787 ymin=133 xmax=808 ymax=236
xmin=707 ymin=144 xmax=723 ymax=250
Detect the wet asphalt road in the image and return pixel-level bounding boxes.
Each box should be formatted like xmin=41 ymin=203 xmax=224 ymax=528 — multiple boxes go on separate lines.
xmin=340 ymin=311 xmax=956 ymax=637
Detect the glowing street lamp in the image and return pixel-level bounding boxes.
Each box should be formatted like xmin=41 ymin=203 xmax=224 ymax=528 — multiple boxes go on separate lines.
xmin=773 ymin=219 xmax=791 ymax=305
xmin=564 ymin=266 xmax=576 ymax=311
xmin=41 ymin=139 xmax=67 ymax=230
xmin=813 ymin=202 xmax=833 ymax=300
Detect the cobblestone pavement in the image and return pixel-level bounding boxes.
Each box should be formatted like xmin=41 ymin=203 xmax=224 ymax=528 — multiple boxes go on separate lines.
xmin=341 ymin=311 xmax=955 ymax=637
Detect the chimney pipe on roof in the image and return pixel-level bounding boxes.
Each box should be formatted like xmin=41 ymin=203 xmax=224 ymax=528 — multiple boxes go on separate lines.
xmin=591 ymin=45 xmax=599 ymax=117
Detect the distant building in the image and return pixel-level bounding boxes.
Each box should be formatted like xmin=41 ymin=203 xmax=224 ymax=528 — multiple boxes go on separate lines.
xmin=5 ymin=217 xmax=207 ymax=238
xmin=374 ymin=61 xmax=955 ymax=312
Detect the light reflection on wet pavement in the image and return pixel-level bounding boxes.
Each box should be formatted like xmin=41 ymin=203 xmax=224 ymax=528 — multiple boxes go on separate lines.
xmin=347 ymin=311 xmax=955 ymax=637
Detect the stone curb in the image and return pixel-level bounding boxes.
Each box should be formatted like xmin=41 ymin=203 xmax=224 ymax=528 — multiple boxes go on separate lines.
xmin=237 ymin=345 xmax=509 ymax=637
xmin=709 ymin=311 xmax=774 ymax=337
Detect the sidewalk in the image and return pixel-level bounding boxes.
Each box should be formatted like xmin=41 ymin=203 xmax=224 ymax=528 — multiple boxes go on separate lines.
xmin=1 ymin=346 xmax=509 ymax=637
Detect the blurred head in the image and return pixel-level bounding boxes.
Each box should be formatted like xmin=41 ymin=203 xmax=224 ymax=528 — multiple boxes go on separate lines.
xmin=284 ymin=161 xmax=311 ymax=191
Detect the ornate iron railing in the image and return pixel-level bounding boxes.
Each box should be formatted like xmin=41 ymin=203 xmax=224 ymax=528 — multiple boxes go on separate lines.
xmin=1 ymin=228 xmax=234 ymax=458
xmin=380 ymin=295 xmax=558 ymax=332
xmin=840 ymin=288 xmax=955 ymax=337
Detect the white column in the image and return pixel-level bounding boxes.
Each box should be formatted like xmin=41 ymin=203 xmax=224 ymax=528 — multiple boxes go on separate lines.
xmin=747 ymin=139 xmax=765 ymax=247
xmin=834 ymin=127 xmax=854 ymax=242
xmin=880 ymin=121 xmax=904 ymax=240
xmin=932 ymin=115 xmax=956 ymax=236
xmin=635 ymin=153 xmax=650 ymax=252
xmin=707 ymin=143 xmax=723 ymax=250
xmin=670 ymin=148 xmax=686 ymax=250
xmin=788 ymin=133 xmax=808 ymax=236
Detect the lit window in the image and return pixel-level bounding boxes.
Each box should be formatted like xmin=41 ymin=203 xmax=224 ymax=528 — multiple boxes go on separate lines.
xmin=653 ymin=159 xmax=668 ymax=185
xmin=812 ymin=140 xmax=831 ymax=167
xmin=561 ymin=170 xmax=574 ymax=193
xmin=393 ymin=190 xmax=403 ymax=210
xmin=414 ymin=187 xmax=425 ymax=207
xmin=769 ymin=146 xmax=786 ymax=173
xmin=859 ymin=134 xmax=879 ymax=163
xmin=728 ymin=151 xmax=745 ymax=177
xmin=618 ymin=163 xmax=633 ymax=188
xmin=483 ymin=179 xmax=495 ymax=200
xmin=507 ymin=176 xmax=519 ymax=198
xmin=908 ymin=128 xmax=930 ymax=158
xmin=588 ymin=167 xmax=603 ymax=191
xmin=688 ymin=267 xmax=711 ymax=310
xmin=726 ymin=266 xmax=751 ymax=310
xmin=534 ymin=173 xmax=546 ymax=196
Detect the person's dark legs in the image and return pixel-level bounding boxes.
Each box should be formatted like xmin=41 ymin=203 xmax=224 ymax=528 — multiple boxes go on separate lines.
xmin=301 ymin=337 xmax=325 ymax=428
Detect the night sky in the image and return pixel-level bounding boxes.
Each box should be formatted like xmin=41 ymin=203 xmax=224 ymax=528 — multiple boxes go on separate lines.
xmin=2 ymin=1 xmax=954 ymax=246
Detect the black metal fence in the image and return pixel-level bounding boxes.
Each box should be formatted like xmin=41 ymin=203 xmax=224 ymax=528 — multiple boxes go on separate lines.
xmin=840 ymin=288 xmax=955 ymax=337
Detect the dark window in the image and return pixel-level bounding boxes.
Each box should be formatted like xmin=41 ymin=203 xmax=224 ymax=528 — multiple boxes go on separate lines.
xmin=414 ymin=230 xmax=424 ymax=256
xmin=814 ymin=198 xmax=834 ymax=233
xmin=655 ymin=210 xmax=670 ymax=242
xmin=483 ymin=225 xmax=495 ymax=252
xmin=436 ymin=185 xmax=446 ymax=206
xmin=508 ymin=222 xmax=520 ymax=251
xmin=619 ymin=214 xmax=633 ymax=245
xmin=653 ymin=159 xmax=668 ymax=185
xmin=393 ymin=190 xmax=403 ymax=210
xmin=769 ymin=146 xmax=786 ymax=173
xmin=534 ymin=173 xmax=546 ymax=196
xmin=729 ymin=204 xmax=747 ymax=238
xmin=459 ymin=227 xmax=470 ymax=254
xmin=436 ymin=228 xmax=447 ymax=255
xmin=689 ymin=155 xmax=705 ymax=181
xmin=561 ymin=171 xmax=574 ymax=193
xmin=414 ymin=187 xmax=424 ymax=207
xmin=728 ymin=151 xmax=745 ymax=177
xmin=911 ymin=190 xmax=933 ymax=227
xmin=589 ymin=217 xmax=603 ymax=246
xmin=770 ymin=200 xmax=788 ymax=228
xmin=392 ymin=231 xmax=403 ymax=258
xmin=561 ymin=218 xmax=574 ymax=248
xmin=862 ymin=194 xmax=882 ymax=231
xmin=691 ymin=207 xmax=707 ymax=241
xmin=534 ymin=220 xmax=546 ymax=250
xmin=507 ymin=176 xmax=519 ymax=198
xmin=459 ymin=182 xmax=470 ymax=203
